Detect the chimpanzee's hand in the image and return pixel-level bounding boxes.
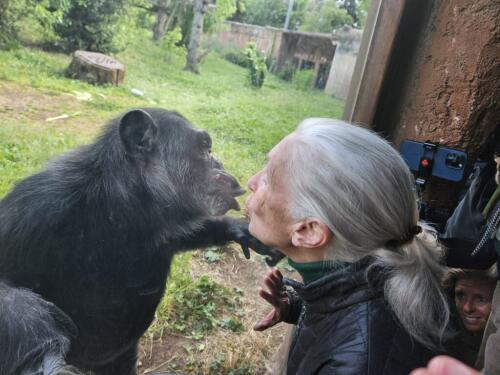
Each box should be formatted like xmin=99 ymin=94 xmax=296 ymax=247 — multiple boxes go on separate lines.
xmin=254 ymin=268 xmax=290 ymax=331
xmin=224 ymin=218 xmax=284 ymax=266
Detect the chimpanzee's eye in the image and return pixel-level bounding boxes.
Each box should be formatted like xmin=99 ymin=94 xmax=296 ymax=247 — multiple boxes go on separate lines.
xmin=196 ymin=130 xmax=212 ymax=152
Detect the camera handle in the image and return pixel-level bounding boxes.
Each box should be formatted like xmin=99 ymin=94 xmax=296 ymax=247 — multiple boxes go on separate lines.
xmin=415 ymin=141 xmax=438 ymax=192
xmin=414 ymin=141 xmax=438 ymax=221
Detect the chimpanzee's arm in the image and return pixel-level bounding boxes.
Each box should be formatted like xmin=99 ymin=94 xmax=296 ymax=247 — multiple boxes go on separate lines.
xmin=169 ymin=217 xmax=284 ymax=266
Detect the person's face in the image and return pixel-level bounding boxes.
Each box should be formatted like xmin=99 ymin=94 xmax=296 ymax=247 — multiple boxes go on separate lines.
xmin=454 ymin=278 xmax=494 ymax=333
xmin=246 ymin=135 xmax=295 ymax=249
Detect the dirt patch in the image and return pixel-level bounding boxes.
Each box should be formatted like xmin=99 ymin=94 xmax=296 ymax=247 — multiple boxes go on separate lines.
xmin=0 ymin=81 xmax=101 ymax=135
xmin=138 ymin=247 xmax=298 ymax=374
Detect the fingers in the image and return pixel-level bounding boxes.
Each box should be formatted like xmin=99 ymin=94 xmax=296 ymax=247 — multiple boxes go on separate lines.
xmin=253 ymin=310 xmax=278 ymax=331
xmin=259 ymin=288 xmax=281 ymax=307
xmin=409 ymin=356 xmax=479 ymax=375
xmin=263 ymin=267 xmax=283 ymax=284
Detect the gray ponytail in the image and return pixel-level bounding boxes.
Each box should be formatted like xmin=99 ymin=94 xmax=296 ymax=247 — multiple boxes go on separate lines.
xmin=371 ymin=227 xmax=450 ymax=348
xmin=284 ymin=118 xmax=450 ymax=349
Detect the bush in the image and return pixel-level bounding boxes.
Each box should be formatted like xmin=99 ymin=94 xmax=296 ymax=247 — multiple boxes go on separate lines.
xmin=223 ymin=49 xmax=250 ymax=68
xmin=53 ymin=0 xmax=128 ymax=53
xmin=161 ymin=26 xmax=186 ymax=61
xmin=243 ymin=42 xmax=266 ymax=88
xmin=277 ymin=61 xmax=296 ymax=81
xmin=293 ymin=68 xmax=315 ymax=91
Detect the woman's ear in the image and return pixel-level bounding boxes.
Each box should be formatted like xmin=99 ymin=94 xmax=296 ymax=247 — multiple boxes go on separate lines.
xmin=291 ymin=219 xmax=332 ymax=248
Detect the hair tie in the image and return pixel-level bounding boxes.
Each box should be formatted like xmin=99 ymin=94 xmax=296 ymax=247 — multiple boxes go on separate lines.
xmin=412 ymin=225 xmax=422 ymax=235
xmin=386 ymin=225 xmax=422 ymax=248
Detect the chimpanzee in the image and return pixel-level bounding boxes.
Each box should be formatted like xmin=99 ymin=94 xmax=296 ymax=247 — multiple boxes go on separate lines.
xmin=0 ymin=108 xmax=283 ymax=375
xmin=0 ymin=281 xmax=84 ymax=375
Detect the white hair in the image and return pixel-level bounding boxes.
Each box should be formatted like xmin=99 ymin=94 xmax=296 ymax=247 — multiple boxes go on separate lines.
xmin=283 ymin=118 xmax=450 ymax=349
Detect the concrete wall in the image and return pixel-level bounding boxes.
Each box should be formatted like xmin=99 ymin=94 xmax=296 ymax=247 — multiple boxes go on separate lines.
xmin=325 ymin=26 xmax=363 ymax=99
xmin=209 ymin=21 xmax=336 ymax=90
xmin=208 ymin=21 xmax=283 ymax=59
xmin=274 ymin=31 xmax=335 ymax=72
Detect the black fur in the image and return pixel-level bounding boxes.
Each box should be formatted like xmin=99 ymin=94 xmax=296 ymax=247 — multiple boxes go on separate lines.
xmin=0 ymin=108 xmax=282 ymax=374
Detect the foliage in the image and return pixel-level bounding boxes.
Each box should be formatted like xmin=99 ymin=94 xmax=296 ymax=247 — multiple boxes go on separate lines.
xmin=0 ymin=0 xmax=16 ymax=48
xmin=161 ymin=25 xmax=186 ymax=60
xmin=156 ymin=275 xmax=244 ymax=339
xmin=203 ymin=0 xmax=238 ymax=33
xmin=223 ymin=48 xmax=250 ymax=68
xmin=301 ymin=0 xmax=353 ymax=33
xmin=243 ymin=42 xmax=266 ymax=88
xmin=339 ymin=0 xmax=370 ymax=28
xmin=293 ymin=68 xmax=315 ymax=91
xmin=233 ymin=0 xmax=307 ymax=30
xmin=278 ymin=61 xmax=296 ymax=81
xmin=235 ymin=0 xmax=371 ymax=32
xmin=52 ymin=0 xmax=130 ymax=53
xmin=203 ymin=247 xmax=223 ymax=263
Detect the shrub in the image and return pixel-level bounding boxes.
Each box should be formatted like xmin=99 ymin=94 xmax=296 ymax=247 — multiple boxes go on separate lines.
xmin=278 ymin=61 xmax=296 ymax=81
xmin=161 ymin=26 xmax=186 ymax=60
xmin=223 ymin=49 xmax=250 ymax=68
xmin=293 ymin=68 xmax=315 ymax=91
xmin=243 ymin=42 xmax=266 ymax=88
xmin=53 ymin=0 xmax=128 ymax=53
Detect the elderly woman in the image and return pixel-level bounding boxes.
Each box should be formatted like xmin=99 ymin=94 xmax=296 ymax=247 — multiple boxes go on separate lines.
xmin=247 ymin=119 xmax=451 ymax=374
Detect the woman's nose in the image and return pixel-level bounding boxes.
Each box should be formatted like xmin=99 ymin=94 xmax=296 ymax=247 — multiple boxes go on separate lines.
xmin=463 ymin=299 xmax=475 ymax=313
xmin=247 ymin=172 xmax=259 ymax=192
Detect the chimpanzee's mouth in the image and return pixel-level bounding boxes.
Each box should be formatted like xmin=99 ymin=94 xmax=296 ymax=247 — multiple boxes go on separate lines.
xmin=228 ymin=187 xmax=246 ymax=211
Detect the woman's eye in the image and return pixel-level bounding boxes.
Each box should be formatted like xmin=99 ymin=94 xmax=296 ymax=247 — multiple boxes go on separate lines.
xmin=455 ymin=293 xmax=465 ymax=301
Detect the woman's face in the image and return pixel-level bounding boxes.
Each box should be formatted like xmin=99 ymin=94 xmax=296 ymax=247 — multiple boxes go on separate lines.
xmin=245 ymin=135 xmax=295 ymax=250
xmin=454 ymin=278 xmax=495 ymax=333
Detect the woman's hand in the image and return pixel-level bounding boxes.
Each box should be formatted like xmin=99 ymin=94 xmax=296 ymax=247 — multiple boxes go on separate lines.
xmin=253 ymin=268 xmax=290 ymax=331
xmin=410 ymin=356 xmax=480 ymax=375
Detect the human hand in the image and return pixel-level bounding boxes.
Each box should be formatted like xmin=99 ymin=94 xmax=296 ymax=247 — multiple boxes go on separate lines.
xmin=253 ymin=268 xmax=290 ymax=331
xmin=410 ymin=356 xmax=480 ymax=375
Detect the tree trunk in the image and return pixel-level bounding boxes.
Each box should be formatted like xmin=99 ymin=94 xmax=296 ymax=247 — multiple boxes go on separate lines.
xmin=153 ymin=9 xmax=169 ymax=42
xmin=184 ymin=0 xmax=207 ymax=74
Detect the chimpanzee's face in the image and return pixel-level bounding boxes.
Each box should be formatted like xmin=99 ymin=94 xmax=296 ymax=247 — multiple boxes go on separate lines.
xmin=118 ymin=109 xmax=245 ymax=217
xmin=183 ymin=127 xmax=245 ymax=216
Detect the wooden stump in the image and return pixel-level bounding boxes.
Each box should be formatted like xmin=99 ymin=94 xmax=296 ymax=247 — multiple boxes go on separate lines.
xmin=67 ymin=51 xmax=125 ymax=86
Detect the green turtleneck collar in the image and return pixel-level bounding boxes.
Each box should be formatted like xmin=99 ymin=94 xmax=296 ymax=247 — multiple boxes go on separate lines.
xmin=287 ymin=258 xmax=348 ymax=284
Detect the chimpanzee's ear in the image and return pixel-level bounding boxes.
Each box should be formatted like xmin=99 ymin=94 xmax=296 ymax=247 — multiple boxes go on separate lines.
xmin=119 ymin=109 xmax=158 ymax=156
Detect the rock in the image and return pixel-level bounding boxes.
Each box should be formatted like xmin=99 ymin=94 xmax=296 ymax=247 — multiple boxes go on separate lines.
xmin=67 ymin=51 xmax=125 ymax=86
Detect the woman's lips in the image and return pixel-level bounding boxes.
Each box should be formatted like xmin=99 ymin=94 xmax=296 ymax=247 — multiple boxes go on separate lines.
xmin=462 ymin=315 xmax=485 ymax=324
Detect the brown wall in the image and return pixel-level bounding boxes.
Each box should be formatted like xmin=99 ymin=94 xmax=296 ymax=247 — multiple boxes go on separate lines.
xmin=392 ymin=0 xmax=499 ymax=159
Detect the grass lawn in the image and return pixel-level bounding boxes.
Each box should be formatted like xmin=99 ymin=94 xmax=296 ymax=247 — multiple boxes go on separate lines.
xmin=0 ymin=32 xmax=343 ymax=373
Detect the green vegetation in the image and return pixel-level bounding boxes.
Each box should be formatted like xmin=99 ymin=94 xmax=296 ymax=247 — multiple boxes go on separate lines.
xmin=152 ymin=273 xmax=245 ymax=340
xmin=293 ymin=68 xmax=315 ymax=91
xmin=243 ymin=42 xmax=266 ymax=88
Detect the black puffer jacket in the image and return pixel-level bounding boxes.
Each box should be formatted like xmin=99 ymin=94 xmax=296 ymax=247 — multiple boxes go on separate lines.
xmin=283 ymin=257 xmax=439 ymax=375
